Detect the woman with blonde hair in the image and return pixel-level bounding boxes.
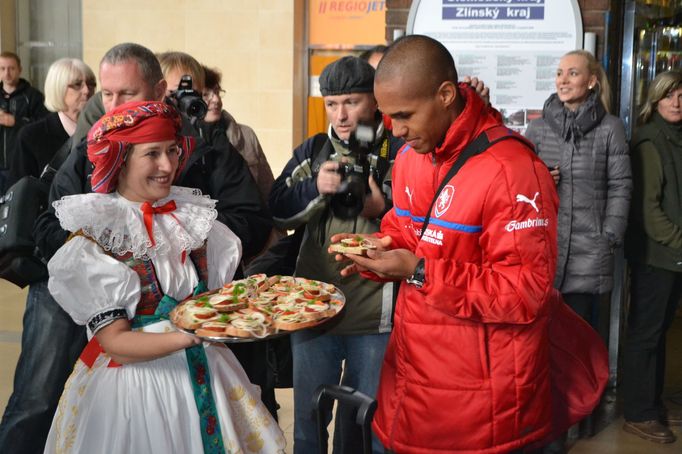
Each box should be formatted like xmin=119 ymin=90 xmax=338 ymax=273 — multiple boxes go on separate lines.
xmin=10 ymin=57 xmax=95 ymax=180
xmin=525 ymin=49 xmax=631 ymax=334
xmin=622 ymin=70 xmax=682 ymax=444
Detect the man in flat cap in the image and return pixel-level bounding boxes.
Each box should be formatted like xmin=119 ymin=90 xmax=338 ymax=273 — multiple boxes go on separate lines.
xmin=269 ymin=56 xmax=403 ymax=453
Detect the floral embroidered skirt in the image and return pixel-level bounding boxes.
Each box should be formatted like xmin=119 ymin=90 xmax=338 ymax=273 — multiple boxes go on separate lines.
xmin=44 ymin=340 xmax=286 ymax=453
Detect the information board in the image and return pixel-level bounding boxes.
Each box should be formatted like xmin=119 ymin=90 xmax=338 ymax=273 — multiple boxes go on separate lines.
xmin=407 ymin=0 xmax=583 ymax=130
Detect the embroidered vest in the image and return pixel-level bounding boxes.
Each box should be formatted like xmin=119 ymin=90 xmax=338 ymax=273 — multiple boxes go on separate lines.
xmin=114 ymin=245 xmax=209 ymax=315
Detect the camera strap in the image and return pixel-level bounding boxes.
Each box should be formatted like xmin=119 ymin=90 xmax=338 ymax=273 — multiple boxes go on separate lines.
xmin=420 ymin=126 xmax=527 ymax=238
xmin=39 ymin=136 xmax=73 ymax=184
xmin=378 ymin=137 xmax=389 ymax=160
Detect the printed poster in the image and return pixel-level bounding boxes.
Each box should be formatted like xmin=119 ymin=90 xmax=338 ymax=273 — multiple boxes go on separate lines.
xmin=408 ymin=0 xmax=583 ymax=131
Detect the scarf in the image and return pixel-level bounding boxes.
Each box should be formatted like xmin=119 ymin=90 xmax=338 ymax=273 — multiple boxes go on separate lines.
xmin=542 ymin=90 xmax=606 ymax=144
xmin=87 ymin=101 xmax=195 ymax=194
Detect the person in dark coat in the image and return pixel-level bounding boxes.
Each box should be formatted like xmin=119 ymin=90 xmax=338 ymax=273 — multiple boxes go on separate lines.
xmin=10 ymin=58 xmax=95 ymax=181
xmin=525 ymin=50 xmax=631 ymax=333
xmin=622 ymin=70 xmax=682 ymax=445
xmin=0 ymin=51 xmax=49 ymax=191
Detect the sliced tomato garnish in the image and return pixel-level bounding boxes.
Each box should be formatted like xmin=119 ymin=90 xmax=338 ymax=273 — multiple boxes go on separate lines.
xmin=195 ymin=313 xmax=216 ymax=320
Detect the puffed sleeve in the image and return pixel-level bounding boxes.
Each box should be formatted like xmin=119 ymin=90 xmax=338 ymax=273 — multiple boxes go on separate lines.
xmin=47 ymin=236 xmax=141 ymax=334
xmin=206 ymin=220 xmax=243 ymax=289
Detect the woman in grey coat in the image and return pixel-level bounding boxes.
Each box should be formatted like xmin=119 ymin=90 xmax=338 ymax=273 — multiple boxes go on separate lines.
xmin=525 ymin=50 xmax=632 ymax=332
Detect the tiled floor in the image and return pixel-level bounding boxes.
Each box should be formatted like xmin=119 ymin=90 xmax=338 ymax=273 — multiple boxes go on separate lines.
xmin=1 ymin=279 xmax=680 ymax=453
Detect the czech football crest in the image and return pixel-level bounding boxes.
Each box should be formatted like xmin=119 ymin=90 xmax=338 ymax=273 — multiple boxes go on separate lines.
xmin=435 ymin=185 xmax=455 ymax=218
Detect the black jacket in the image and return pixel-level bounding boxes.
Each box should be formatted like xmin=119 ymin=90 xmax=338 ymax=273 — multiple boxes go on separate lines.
xmin=10 ymin=112 xmax=68 ymax=181
xmin=34 ymin=136 xmax=272 ymax=262
xmin=0 ymin=78 xmax=49 ymax=169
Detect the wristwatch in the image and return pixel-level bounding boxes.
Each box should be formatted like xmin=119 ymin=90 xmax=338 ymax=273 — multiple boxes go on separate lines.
xmin=405 ymin=258 xmax=426 ymax=288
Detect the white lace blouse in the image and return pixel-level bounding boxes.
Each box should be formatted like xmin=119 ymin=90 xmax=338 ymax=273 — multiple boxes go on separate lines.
xmin=47 ymin=187 xmax=242 ymax=335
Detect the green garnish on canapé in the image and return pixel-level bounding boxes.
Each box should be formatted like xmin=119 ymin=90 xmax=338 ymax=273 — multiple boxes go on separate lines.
xmin=230 ymin=283 xmax=247 ymax=303
xmin=218 ymin=314 xmax=232 ymax=323
xmin=196 ymin=296 xmax=213 ymax=308
xmin=233 ymin=283 xmax=246 ymax=295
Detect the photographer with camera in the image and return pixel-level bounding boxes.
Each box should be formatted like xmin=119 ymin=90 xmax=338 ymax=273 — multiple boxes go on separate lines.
xmin=0 ymin=43 xmax=271 ymax=454
xmin=269 ymin=56 xmax=402 ymax=454
xmin=157 ymin=51 xmax=208 ymax=121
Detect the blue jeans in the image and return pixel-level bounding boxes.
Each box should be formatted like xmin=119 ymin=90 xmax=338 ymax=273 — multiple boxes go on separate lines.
xmin=0 ymin=280 xmax=87 ymax=454
xmin=291 ymin=330 xmax=389 ymax=454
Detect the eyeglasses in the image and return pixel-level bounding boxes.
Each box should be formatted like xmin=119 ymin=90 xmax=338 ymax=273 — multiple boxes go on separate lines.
xmin=202 ymin=88 xmax=225 ymax=101
xmin=68 ymin=79 xmax=96 ymax=91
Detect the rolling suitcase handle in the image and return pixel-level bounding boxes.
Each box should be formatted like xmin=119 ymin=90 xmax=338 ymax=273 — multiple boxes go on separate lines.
xmin=312 ymin=384 xmax=377 ymax=454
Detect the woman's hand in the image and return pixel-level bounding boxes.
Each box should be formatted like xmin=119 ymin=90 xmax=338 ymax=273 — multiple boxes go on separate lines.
xmin=462 ymin=76 xmax=490 ymax=106
xmin=96 ymin=319 xmax=201 ymax=364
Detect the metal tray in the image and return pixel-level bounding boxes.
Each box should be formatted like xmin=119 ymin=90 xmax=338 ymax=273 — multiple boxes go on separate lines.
xmin=175 ymin=326 xmax=291 ymax=344
xmin=171 ymin=280 xmax=345 ymax=344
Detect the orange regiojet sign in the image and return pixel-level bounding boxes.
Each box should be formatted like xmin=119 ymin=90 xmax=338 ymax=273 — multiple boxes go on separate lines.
xmin=308 ymin=53 xmax=344 ymax=137
xmin=309 ymin=0 xmax=386 ymax=46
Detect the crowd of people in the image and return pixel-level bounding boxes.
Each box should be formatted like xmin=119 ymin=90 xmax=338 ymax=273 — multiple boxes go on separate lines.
xmin=0 ymin=34 xmax=680 ymax=453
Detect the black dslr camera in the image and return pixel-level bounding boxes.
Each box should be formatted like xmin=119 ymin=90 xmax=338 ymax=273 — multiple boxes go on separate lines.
xmin=166 ymin=75 xmax=207 ymax=122
xmin=330 ymin=124 xmax=382 ymax=220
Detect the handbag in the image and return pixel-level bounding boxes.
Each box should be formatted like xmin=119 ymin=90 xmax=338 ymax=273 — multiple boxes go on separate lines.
xmin=0 ymin=138 xmax=72 ymax=288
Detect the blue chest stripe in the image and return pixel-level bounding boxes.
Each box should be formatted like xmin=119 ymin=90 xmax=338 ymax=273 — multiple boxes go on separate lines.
xmin=394 ymin=207 xmax=482 ymax=233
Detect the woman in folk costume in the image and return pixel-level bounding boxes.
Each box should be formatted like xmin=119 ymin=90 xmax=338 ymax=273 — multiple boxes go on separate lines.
xmin=43 ymin=100 xmax=285 ymax=454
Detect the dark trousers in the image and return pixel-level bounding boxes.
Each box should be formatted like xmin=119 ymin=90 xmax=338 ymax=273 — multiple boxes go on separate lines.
xmin=562 ymin=293 xmax=609 ymax=343
xmin=0 ymin=281 xmax=87 ymax=454
xmin=622 ymin=263 xmax=682 ymax=422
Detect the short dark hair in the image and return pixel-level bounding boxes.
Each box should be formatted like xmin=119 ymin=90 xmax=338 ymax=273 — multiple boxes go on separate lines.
xmin=100 ymin=43 xmax=163 ymax=86
xmin=359 ymin=45 xmax=387 ymax=62
xmin=203 ymin=66 xmax=222 ymax=91
xmin=0 ymin=51 xmax=21 ymax=67
xmin=377 ymin=35 xmax=458 ymax=97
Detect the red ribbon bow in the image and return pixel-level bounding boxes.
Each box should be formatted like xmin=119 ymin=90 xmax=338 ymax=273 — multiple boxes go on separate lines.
xmin=140 ymin=200 xmax=177 ymax=247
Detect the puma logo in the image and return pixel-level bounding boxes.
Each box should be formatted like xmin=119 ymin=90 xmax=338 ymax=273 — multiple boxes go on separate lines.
xmin=405 ymin=186 xmax=414 ymax=205
xmin=516 ymin=192 xmax=539 ymax=213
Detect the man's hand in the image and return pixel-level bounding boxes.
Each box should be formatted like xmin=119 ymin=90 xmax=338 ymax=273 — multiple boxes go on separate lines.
xmin=360 ymin=175 xmax=385 ymax=219
xmin=343 ymin=248 xmax=420 ymax=280
xmin=462 ymin=76 xmax=490 ymax=106
xmin=316 ymin=161 xmax=343 ymax=195
xmin=549 ymin=166 xmax=560 ymax=185
xmin=328 ymin=233 xmax=392 ymax=276
xmin=0 ymin=111 xmax=16 ymax=127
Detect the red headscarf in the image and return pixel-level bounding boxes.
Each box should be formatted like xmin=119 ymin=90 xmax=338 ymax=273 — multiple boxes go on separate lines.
xmin=87 ymin=101 xmax=195 ymax=194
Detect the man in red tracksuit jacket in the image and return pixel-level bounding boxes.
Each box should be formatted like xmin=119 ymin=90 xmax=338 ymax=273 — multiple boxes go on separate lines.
xmin=332 ymin=35 xmax=559 ymax=453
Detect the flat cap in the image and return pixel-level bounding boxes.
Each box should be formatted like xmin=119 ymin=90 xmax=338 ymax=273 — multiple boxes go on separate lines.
xmin=319 ymin=56 xmax=375 ymax=96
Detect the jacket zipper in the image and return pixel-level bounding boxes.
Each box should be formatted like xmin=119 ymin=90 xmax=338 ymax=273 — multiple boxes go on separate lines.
xmin=424 ymin=154 xmax=443 ymax=238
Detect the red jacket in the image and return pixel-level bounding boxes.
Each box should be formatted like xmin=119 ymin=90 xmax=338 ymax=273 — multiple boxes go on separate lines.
xmin=372 ymin=87 xmax=559 ymax=453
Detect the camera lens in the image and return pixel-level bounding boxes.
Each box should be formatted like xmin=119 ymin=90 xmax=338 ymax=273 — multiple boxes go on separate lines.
xmin=183 ymin=98 xmax=207 ymax=120
xmin=331 ymin=176 xmax=365 ymax=220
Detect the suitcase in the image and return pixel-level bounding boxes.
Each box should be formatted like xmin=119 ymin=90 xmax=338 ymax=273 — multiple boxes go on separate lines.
xmin=312 ymin=384 xmax=377 ymax=454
